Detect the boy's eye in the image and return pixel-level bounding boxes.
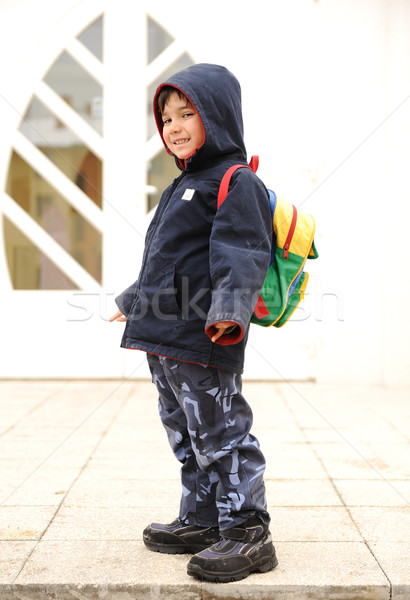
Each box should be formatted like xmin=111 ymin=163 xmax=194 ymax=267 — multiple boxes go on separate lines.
xmin=183 ymin=112 xmax=193 ymax=118
xmin=162 ymin=118 xmax=171 ymax=125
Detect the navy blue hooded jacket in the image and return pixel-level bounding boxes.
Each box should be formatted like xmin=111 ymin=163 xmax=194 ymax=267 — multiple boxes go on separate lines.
xmin=116 ymin=64 xmax=272 ymax=373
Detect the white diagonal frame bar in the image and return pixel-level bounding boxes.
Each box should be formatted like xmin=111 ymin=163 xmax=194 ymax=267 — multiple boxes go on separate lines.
xmin=13 ymin=131 xmax=105 ymax=233
xmin=2 ymin=193 xmax=100 ymax=290
xmin=34 ymin=80 xmax=105 ymax=160
xmin=145 ymin=133 xmax=164 ymax=161
xmin=145 ymin=40 xmax=186 ymax=86
xmin=65 ymin=37 xmax=105 ymax=86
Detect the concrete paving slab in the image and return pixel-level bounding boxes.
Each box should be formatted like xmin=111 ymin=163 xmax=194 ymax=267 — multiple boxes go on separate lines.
xmin=202 ymin=542 xmax=389 ymax=600
xmin=105 ymin=424 xmax=168 ymax=445
xmin=0 ymin=465 xmax=81 ymax=507
xmin=278 ymin=385 xmax=401 ymax=434
xmin=80 ymin=456 xmax=179 ymax=480
xmin=0 ymin=430 xmax=101 ymax=461
xmin=265 ymin=479 xmax=343 ymax=506
xmin=253 ymin=425 xmax=307 ymax=443
xmin=8 ymin=541 xmax=390 ymax=600
xmin=276 ymin=403 xmax=329 ymax=429
xmin=0 ymin=542 xmax=37 ymax=584
xmin=348 ymin=426 xmax=408 ymax=443
xmin=349 ymin=507 xmax=410 ymax=542
xmin=311 ymin=442 xmax=401 ymax=480
xmin=277 ymin=386 xmax=352 ymax=427
xmin=300 ymin=410 xmax=392 ymax=432
xmin=91 ymin=430 xmax=170 ymax=459
xmin=302 ymin=424 xmax=408 ymax=444
xmin=243 ymin=382 xmax=288 ymax=407
xmin=128 ymin=451 xmax=182 ymax=480
xmin=64 ymin=476 xmax=181 ymax=508
xmin=0 ymin=400 xmax=49 ymax=436
xmin=262 ymin=443 xmax=328 ymax=479
xmin=41 ymin=506 xmax=173 ymax=541
xmin=13 ymin=384 xmax=133 ymax=430
xmin=17 ymin=402 xmax=120 ymax=430
xmin=0 ymin=506 xmax=57 ymax=541
xmin=370 ymin=542 xmax=410 ymax=600
xmin=253 ymin=415 xmax=301 ymax=434
xmin=359 ymin=442 xmax=410 ymax=479
xmin=302 ymin=427 xmax=352 ymax=443
xmin=4 ymin=426 xmax=102 ymax=442
xmin=0 ymin=458 xmax=56 ymax=491
xmin=383 ymin=417 xmax=410 ymax=442
xmin=269 ymin=507 xmax=362 ymax=542
xmin=262 ymin=441 xmax=320 ymax=460
xmin=333 ymin=479 xmax=410 ymax=506
xmin=252 ymin=402 xmax=300 ymax=424
xmin=77 ymin=456 xmax=152 ymax=479
xmin=41 ymin=505 xmax=362 ymax=545
xmin=13 ymin=540 xmax=202 ymax=598
xmin=113 ymin=404 xmax=159 ymax=428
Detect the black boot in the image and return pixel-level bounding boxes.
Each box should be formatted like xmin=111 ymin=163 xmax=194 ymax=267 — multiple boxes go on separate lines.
xmin=143 ymin=518 xmax=220 ymax=554
xmin=187 ymin=516 xmax=278 ymax=582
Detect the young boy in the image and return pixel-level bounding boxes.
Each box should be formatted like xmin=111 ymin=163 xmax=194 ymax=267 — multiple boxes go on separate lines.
xmin=110 ymin=63 xmax=278 ymax=583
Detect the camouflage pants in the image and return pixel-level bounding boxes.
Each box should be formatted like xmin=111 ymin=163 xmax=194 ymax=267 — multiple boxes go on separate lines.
xmin=147 ymin=353 xmax=270 ymax=531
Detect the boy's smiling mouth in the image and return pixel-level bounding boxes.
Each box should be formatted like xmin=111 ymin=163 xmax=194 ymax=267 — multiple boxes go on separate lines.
xmin=173 ymin=138 xmax=190 ymax=145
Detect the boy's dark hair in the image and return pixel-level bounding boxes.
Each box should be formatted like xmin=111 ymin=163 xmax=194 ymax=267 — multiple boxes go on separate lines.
xmin=157 ymin=86 xmax=189 ymax=114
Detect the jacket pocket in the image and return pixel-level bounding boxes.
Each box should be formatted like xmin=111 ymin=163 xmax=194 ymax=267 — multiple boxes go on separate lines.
xmin=155 ymin=265 xmax=181 ymax=321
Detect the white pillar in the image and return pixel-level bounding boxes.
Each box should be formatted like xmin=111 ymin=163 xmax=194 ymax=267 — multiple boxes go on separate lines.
xmin=102 ymin=0 xmax=147 ymax=293
xmin=383 ymin=0 xmax=410 ymax=386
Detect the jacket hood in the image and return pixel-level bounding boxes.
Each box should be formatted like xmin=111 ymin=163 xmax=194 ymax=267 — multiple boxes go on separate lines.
xmin=153 ymin=63 xmax=247 ymax=170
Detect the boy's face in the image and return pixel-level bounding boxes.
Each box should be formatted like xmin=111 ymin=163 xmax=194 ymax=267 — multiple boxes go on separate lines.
xmin=161 ymin=92 xmax=204 ymax=160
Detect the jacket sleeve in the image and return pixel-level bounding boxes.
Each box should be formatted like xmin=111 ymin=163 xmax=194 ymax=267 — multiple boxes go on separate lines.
xmin=205 ymin=169 xmax=272 ymax=345
xmin=115 ymin=279 xmax=138 ymax=317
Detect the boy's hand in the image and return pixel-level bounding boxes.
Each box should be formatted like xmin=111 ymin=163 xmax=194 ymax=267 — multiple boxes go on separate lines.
xmin=211 ymin=321 xmax=237 ymax=342
xmin=109 ymin=310 xmax=126 ymax=322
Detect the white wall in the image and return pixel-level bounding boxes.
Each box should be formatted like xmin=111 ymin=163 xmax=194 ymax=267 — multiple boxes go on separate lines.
xmin=0 ymin=0 xmax=409 ymax=385
xmin=150 ymin=0 xmax=410 ymax=386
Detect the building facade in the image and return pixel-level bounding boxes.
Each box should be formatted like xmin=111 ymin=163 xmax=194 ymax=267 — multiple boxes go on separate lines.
xmin=0 ymin=0 xmax=409 ymax=385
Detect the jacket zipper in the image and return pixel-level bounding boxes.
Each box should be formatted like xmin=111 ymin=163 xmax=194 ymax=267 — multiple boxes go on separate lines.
xmin=283 ymin=205 xmax=297 ymax=261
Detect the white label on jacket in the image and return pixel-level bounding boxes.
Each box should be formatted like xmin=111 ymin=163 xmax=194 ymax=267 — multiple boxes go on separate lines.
xmin=182 ymin=189 xmax=195 ymax=201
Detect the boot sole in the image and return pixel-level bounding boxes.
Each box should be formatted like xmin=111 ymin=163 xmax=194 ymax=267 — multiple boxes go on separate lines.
xmin=144 ymin=538 xmax=214 ymax=555
xmin=187 ymin=553 xmax=278 ymax=583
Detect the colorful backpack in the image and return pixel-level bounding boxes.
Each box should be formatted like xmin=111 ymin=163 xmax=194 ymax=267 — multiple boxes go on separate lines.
xmin=217 ymin=156 xmax=319 ymax=328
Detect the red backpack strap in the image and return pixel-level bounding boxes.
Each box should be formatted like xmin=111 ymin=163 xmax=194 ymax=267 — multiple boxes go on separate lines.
xmin=217 ymin=156 xmax=259 ymax=209
xmin=249 ymin=155 xmax=259 ymax=173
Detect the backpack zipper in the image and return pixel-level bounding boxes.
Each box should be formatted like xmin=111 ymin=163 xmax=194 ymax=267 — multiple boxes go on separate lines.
xmin=283 ymin=205 xmax=297 ymax=260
